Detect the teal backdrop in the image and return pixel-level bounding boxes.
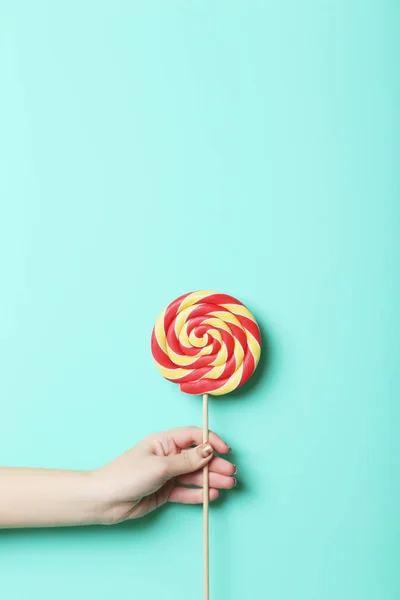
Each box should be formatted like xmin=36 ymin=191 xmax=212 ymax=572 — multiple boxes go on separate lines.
xmin=0 ymin=2 xmax=399 ymax=599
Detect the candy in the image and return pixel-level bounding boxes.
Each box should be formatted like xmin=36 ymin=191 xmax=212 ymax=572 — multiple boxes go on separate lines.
xmin=151 ymin=290 xmax=261 ymax=395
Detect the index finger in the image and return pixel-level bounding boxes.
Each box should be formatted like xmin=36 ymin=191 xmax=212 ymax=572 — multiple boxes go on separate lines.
xmin=167 ymin=426 xmax=231 ymax=454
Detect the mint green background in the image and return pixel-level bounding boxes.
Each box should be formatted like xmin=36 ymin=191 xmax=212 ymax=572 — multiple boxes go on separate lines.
xmin=1 ymin=2 xmax=399 ymax=599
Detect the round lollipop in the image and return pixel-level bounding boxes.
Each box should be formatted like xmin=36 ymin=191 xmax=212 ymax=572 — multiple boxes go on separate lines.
xmin=151 ymin=290 xmax=261 ymax=599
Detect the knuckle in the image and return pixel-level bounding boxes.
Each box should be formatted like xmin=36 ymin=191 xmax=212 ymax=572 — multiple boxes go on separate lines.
xmin=157 ymin=459 xmax=169 ymax=481
xmin=181 ymin=449 xmax=196 ymax=469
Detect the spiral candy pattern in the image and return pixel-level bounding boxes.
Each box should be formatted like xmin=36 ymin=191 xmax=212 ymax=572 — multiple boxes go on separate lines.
xmin=151 ymin=291 xmax=261 ymax=396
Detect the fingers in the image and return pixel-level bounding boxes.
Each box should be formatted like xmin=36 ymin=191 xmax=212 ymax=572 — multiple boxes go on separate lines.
xmin=169 ymin=486 xmax=220 ymax=504
xmin=177 ymin=472 xmax=236 ymax=489
xmin=167 ymin=427 xmax=231 ymax=454
xmin=209 ymin=456 xmax=237 ymax=476
xmin=163 ymin=443 xmax=214 ymax=477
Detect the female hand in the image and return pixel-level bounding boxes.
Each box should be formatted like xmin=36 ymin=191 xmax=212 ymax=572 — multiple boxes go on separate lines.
xmin=0 ymin=426 xmax=236 ymax=528
xmin=95 ymin=426 xmax=237 ymax=523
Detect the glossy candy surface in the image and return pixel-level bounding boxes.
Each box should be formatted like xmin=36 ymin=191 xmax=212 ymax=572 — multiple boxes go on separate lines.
xmin=151 ymin=291 xmax=261 ymax=395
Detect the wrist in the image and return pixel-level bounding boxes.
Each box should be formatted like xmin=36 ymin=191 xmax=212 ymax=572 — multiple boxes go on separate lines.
xmin=64 ymin=470 xmax=109 ymax=526
xmin=86 ymin=470 xmax=118 ymax=525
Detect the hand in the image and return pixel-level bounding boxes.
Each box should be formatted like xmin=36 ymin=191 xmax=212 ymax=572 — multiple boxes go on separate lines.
xmin=94 ymin=426 xmax=236 ymax=523
xmin=0 ymin=426 xmax=236 ymax=529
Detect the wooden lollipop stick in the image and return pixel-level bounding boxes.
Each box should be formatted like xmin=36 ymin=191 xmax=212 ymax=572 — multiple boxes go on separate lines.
xmin=203 ymin=393 xmax=209 ymax=600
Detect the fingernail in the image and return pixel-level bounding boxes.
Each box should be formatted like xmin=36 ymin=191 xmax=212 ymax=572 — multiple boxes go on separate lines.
xmin=233 ymin=465 xmax=238 ymax=474
xmin=233 ymin=478 xmax=237 ymax=487
xmin=199 ymin=443 xmax=213 ymax=458
xmin=227 ymin=446 xmax=232 ymax=453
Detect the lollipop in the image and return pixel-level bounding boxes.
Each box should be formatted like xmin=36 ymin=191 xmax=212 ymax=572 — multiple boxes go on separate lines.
xmin=151 ymin=290 xmax=261 ymax=599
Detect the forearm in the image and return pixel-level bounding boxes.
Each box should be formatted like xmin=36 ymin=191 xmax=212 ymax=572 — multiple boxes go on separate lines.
xmin=0 ymin=467 xmax=105 ymax=528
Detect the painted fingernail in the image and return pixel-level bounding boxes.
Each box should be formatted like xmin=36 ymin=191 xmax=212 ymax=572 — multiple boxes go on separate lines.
xmin=199 ymin=443 xmax=213 ymax=458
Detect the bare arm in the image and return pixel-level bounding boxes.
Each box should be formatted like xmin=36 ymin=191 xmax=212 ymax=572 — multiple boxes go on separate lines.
xmin=0 ymin=468 xmax=102 ymax=528
xmin=0 ymin=427 xmax=235 ymax=528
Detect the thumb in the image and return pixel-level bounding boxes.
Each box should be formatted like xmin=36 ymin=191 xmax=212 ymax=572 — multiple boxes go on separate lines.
xmin=164 ymin=443 xmax=214 ymax=478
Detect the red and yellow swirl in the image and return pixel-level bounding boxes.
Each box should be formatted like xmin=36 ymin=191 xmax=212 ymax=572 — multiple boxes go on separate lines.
xmin=151 ymin=291 xmax=261 ymax=395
